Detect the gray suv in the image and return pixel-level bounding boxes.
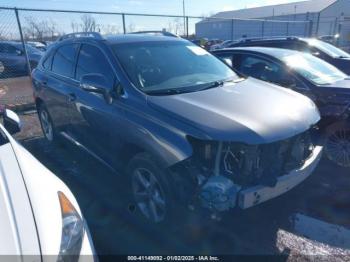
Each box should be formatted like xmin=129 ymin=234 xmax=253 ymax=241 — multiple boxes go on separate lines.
xmin=32 ymin=33 xmax=322 ymax=224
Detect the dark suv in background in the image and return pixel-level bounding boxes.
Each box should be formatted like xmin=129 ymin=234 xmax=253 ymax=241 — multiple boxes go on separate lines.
xmin=0 ymin=41 xmax=43 ymax=78
xmin=32 ymin=32 xmax=322 ymax=224
xmin=227 ymin=37 xmax=350 ymax=75
xmin=213 ymin=47 xmax=350 ymax=167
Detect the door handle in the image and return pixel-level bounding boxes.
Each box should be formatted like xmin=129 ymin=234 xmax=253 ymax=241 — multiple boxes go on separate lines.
xmin=68 ymin=93 xmax=76 ymax=102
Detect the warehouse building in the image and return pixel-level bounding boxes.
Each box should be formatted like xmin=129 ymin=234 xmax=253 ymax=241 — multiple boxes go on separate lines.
xmin=196 ymin=0 xmax=350 ymax=47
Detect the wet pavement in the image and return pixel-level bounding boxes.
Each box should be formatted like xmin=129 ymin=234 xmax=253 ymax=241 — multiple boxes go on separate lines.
xmin=15 ymin=111 xmax=350 ymax=260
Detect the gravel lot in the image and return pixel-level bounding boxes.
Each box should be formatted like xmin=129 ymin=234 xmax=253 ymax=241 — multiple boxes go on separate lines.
xmin=15 ymin=111 xmax=350 ymax=260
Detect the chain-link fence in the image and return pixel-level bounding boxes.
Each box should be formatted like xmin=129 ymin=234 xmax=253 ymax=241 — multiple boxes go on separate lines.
xmin=0 ymin=6 xmax=348 ymax=110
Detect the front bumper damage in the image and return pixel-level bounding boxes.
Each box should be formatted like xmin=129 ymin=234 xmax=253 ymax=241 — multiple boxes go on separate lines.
xmin=197 ymin=145 xmax=322 ymax=212
xmin=238 ymin=145 xmax=322 ymax=209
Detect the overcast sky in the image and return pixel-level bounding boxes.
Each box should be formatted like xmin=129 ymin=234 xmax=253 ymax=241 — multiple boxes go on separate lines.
xmin=1 ymin=0 xmax=303 ymax=16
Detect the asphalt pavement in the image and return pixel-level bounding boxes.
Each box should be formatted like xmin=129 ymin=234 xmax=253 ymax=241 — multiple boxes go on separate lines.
xmin=15 ymin=111 xmax=350 ymax=261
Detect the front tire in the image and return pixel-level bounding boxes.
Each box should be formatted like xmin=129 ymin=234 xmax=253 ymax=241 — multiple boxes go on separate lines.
xmin=127 ymin=153 xmax=176 ymax=224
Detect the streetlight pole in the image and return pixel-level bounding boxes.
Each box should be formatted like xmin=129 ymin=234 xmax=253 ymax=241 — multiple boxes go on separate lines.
xmin=182 ymin=0 xmax=186 ymax=36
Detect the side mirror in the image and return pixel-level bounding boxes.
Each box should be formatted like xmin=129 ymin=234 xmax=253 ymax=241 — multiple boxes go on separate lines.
xmin=3 ymin=109 xmax=22 ymax=134
xmin=80 ymin=74 xmax=113 ymax=103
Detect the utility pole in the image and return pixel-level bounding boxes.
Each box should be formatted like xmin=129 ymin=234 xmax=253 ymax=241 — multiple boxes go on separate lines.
xmin=182 ymin=0 xmax=186 ymax=36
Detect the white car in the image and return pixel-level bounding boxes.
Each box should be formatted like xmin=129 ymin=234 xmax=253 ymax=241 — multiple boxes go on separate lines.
xmin=0 ymin=109 xmax=96 ymax=261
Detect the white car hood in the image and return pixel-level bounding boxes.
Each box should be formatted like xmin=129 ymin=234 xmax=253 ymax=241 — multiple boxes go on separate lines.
xmin=0 ymin=142 xmax=40 ymax=256
xmin=0 ymin=125 xmax=95 ymax=259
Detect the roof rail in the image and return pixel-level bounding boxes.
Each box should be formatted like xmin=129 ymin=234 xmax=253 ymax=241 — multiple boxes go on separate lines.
xmin=240 ymin=36 xmax=300 ymax=43
xmin=130 ymin=30 xmax=179 ymax=38
xmin=58 ymin=32 xmax=103 ymax=41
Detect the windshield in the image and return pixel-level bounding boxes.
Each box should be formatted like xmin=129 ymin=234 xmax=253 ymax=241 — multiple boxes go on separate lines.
xmin=305 ymin=38 xmax=350 ymax=58
xmin=13 ymin=43 xmax=42 ymax=54
xmin=282 ymin=52 xmax=347 ymax=85
xmin=112 ymin=41 xmax=237 ymax=95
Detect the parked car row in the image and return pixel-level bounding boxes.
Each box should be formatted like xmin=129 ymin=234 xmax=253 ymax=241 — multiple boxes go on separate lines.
xmin=31 ymin=32 xmax=323 ymax=225
xmin=0 ymin=40 xmax=56 ymax=78
xmin=0 ymin=41 xmax=43 ymax=78
xmin=213 ymin=37 xmax=350 ymax=167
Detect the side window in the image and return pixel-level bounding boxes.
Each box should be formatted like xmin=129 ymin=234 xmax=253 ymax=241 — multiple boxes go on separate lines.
xmin=0 ymin=44 xmax=18 ymax=54
xmin=42 ymin=52 xmax=53 ymax=70
xmin=52 ymin=44 xmax=79 ymax=77
xmin=75 ymin=44 xmax=114 ymax=85
xmin=238 ymin=55 xmax=280 ymax=81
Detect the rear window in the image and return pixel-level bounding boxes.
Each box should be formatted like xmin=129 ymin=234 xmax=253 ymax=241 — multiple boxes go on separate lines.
xmin=51 ymin=44 xmax=79 ymax=77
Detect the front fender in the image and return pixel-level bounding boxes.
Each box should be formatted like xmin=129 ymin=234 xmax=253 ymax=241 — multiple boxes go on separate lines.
xmin=122 ymin=121 xmax=193 ymax=168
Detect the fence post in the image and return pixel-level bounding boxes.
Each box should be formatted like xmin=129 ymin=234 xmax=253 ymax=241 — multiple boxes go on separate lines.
xmin=333 ymin=17 xmax=338 ymax=36
xmin=186 ymin=16 xmax=189 ymax=38
xmin=261 ymin=20 xmax=265 ymax=37
xmin=122 ymin=13 xmax=126 ymax=34
xmin=315 ymin=12 xmax=320 ymax=36
xmin=231 ymin=19 xmax=234 ymax=40
xmin=14 ymin=8 xmax=32 ymax=78
xmin=308 ymin=20 xmax=313 ymax=37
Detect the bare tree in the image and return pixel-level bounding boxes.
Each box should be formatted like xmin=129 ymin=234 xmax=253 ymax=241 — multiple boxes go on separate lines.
xmin=127 ymin=23 xmax=136 ymax=33
xmin=80 ymin=14 xmax=99 ymax=32
xmin=173 ymin=18 xmax=183 ymax=35
xmin=24 ymin=16 xmax=49 ymax=40
xmin=101 ymin=24 xmax=120 ymax=34
xmin=71 ymin=20 xmax=80 ymax=33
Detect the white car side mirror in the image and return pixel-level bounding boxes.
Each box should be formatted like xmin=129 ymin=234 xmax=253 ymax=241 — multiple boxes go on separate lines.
xmin=3 ymin=109 xmax=22 ymax=134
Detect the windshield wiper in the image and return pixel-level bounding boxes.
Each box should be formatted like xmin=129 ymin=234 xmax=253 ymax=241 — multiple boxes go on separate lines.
xmin=145 ymin=88 xmax=193 ymax=96
xmin=196 ymin=78 xmax=237 ymax=91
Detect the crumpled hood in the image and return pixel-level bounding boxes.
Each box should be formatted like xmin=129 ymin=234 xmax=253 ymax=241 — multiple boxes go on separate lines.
xmin=148 ymin=78 xmax=320 ymax=144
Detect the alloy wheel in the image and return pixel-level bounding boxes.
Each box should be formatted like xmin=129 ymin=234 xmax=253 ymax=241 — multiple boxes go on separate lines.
xmin=40 ymin=109 xmax=53 ymax=142
xmin=132 ymin=167 xmax=166 ymax=223
xmin=325 ymin=128 xmax=350 ymax=167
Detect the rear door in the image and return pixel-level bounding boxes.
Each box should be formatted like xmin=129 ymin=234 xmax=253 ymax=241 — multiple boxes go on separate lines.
xmin=42 ymin=44 xmax=79 ymax=133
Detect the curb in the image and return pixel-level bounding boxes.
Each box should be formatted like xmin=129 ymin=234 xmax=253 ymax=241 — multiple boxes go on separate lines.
xmin=6 ymin=102 xmax=36 ymax=113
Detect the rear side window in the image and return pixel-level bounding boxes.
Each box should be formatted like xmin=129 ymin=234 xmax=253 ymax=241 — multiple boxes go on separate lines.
xmin=238 ymin=54 xmax=283 ymax=83
xmin=0 ymin=44 xmax=18 ymax=54
xmin=52 ymin=44 xmax=79 ymax=77
xmin=42 ymin=52 xmax=53 ymax=70
xmin=75 ymin=44 xmax=114 ymax=85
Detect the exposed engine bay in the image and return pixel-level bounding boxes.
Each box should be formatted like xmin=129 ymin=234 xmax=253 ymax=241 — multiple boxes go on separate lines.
xmin=173 ymin=130 xmax=318 ymax=213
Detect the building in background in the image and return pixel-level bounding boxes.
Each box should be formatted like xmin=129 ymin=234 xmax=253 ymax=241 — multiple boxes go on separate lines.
xmin=196 ymin=0 xmax=350 ymax=48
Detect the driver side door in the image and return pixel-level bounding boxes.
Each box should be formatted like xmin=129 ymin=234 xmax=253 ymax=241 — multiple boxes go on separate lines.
xmin=67 ymin=43 xmax=123 ymax=165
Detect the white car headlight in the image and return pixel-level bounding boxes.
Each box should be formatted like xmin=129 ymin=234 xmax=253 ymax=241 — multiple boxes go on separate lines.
xmin=57 ymin=191 xmax=85 ymax=261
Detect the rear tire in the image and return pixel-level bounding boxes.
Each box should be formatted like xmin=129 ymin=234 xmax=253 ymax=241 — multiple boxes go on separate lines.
xmin=38 ymin=103 xmax=57 ymax=144
xmin=126 ymin=152 xmax=177 ymax=225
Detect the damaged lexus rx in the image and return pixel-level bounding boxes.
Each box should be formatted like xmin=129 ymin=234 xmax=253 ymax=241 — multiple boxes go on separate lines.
xmin=32 ymin=33 xmax=322 ymax=224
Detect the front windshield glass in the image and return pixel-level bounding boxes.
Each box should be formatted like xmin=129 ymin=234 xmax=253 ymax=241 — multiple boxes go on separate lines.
xmin=306 ymin=38 xmax=350 ymax=58
xmin=14 ymin=43 xmax=42 ymax=54
xmin=112 ymin=41 xmax=237 ymax=94
xmin=283 ymin=52 xmax=347 ymax=85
